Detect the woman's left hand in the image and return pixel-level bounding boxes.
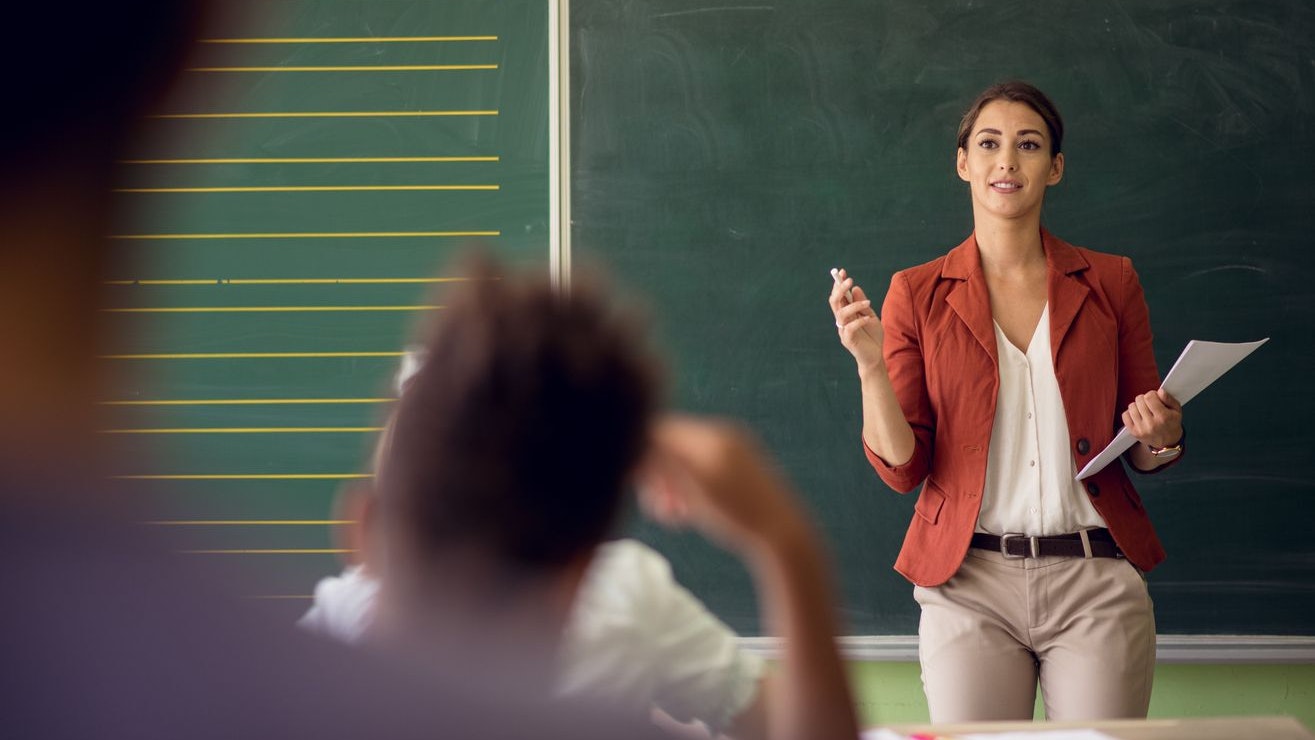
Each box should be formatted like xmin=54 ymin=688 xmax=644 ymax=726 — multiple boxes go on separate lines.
xmin=1122 ymin=388 xmax=1184 ymax=449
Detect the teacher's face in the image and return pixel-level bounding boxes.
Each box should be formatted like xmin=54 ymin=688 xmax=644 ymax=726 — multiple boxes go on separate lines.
xmin=956 ymin=100 xmax=1064 ymax=222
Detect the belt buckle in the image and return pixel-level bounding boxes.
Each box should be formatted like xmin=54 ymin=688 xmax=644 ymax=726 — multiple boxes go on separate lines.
xmin=1000 ymin=533 xmax=1039 ymax=559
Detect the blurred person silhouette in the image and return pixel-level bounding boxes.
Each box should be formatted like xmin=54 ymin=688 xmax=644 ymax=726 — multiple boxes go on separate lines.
xmin=0 ymin=4 xmax=664 ymax=739
xmin=301 ymin=257 xmax=859 ymax=740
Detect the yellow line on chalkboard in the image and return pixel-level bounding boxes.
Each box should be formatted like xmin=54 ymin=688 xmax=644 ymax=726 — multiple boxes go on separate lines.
xmin=188 ymin=64 xmax=499 ymax=72
xmin=115 ymin=473 xmax=372 ymax=480
xmin=114 ymin=185 xmax=499 ymax=193
xmin=101 ymin=351 xmax=404 ymax=359
xmin=108 ymin=231 xmax=499 ymax=240
xmin=104 ymin=278 xmax=466 ymax=285
xmin=149 ymin=520 xmax=353 ymax=526
xmin=105 ymin=426 xmax=383 ymax=434
xmin=151 ymin=110 xmax=497 ymax=119
xmin=185 ymin=549 xmax=354 ymax=555
xmin=102 ymin=398 xmax=393 ymax=406
xmin=108 ymin=427 xmax=381 ymax=434
xmin=201 ymin=36 xmax=498 ymax=44
xmin=103 ymin=305 xmax=441 ymax=313
xmin=119 ymin=156 xmax=500 ymax=164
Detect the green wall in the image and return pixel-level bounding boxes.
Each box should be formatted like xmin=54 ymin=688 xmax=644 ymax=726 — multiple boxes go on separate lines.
xmin=849 ymin=662 xmax=1315 ymax=729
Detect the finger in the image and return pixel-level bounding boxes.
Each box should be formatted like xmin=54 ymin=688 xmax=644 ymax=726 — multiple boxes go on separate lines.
xmin=635 ymin=458 xmax=692 ymax=527
xmin=1124 ymin=402 xmax=1145 ymax=435
xmin=1135 ymin=394 xmax=1169 ymax=428
xmin=837 ymin=299 xmax=872 ymax=323
xmin=1139 ymin=391 xmax=1170 ymax=416
xmin=828 ymin=279 xmax=848 ymax=312
xmin=1157 ymin=388 xmax=1182 ymax=410
xmin=851 ymin=285 xmax=876 ymax=316
xmin=842 ymin=315 xmax=879 ymax=345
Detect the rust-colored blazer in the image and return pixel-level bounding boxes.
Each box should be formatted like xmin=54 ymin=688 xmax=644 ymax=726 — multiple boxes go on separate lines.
xmin=864 ymin=230 xmax=1176 ymax=587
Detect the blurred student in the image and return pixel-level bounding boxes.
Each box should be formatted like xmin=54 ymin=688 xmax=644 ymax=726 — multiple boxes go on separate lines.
xmin=0 ymin=3 xmax=660 ymax=738
xmin=304 ymin=351 xmax=767 ymax=736
xmin=307 ymin=258 xmax=859 ymax=740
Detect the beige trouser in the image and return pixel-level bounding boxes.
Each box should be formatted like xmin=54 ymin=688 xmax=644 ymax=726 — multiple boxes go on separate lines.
xmin=914 ymin=548 xmax=1155 ymax=723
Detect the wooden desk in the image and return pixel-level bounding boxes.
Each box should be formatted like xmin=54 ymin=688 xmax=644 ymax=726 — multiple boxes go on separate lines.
xmin=875 ymin=715 xmax=1313 ymax=739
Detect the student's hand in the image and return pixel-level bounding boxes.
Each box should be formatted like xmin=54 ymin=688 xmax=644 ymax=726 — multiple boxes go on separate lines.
xmin=1123 ymin=388 xmax=1184 ymax=450
xmin=637 ymin=416 xmax=811 ymax=560
xmin=828 ymin=268 xmax=884 ymax=371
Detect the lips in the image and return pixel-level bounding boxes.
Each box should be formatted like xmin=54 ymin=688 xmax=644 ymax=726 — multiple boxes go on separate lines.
xmin=990 ymin=180 xmax=1022 ymax=193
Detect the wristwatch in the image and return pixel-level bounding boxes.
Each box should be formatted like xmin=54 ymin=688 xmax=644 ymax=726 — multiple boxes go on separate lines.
xmin=1148 ymin=435 xmax=1184 ymax=460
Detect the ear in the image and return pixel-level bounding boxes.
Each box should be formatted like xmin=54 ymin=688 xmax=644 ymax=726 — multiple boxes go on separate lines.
xmin=1047 ymin=152 xmax=1065 ymax=185
xmin=332 ymin=480 xmax=376 ymax=571
xmin=956 ymin=147 xmax=970 ymax=182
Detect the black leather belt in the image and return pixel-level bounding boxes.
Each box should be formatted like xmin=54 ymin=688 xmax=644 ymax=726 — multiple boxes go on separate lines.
xmin=970 ymin=528 xmax=1124 ymax=559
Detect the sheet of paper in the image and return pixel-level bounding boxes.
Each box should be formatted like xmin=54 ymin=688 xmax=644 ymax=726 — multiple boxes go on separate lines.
xmin=1075 ymin=338 xmax=1269 ymax=480
xmin=863 ymin=729 xmax=1118 ymax=740
xmin=959 ymin=731 xmax=1117 ymax=740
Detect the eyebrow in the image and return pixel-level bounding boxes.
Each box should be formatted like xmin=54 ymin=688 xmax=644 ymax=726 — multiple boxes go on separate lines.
xmin=976 ymin=127 xmax=1046 ymax=138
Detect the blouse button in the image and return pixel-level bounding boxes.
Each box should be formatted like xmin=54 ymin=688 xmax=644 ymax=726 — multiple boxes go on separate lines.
xmin=1076 ymin=438 xmax=1091 ymax=455
xmin=1085 ymin=481 xmax=1100 ymax=497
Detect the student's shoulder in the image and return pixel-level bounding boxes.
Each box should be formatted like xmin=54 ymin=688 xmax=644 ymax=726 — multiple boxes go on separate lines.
xmin=581 ymin=539 xmax=680 ymax=609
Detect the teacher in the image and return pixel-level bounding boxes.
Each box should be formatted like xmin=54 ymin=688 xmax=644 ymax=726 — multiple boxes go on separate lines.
xmin=829 ymin=81 xmax=1185 ymax=723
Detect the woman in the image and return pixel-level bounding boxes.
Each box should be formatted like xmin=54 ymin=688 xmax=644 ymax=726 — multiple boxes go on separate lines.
xmin=829 ymin=81 xmax=1185 ymax=722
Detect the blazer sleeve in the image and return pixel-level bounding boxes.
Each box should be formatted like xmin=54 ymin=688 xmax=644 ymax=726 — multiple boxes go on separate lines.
xmin=1116 ymin=256 xmax=1185 ymax=473
xmin=863 ymin=270 xmax=935 ymax=492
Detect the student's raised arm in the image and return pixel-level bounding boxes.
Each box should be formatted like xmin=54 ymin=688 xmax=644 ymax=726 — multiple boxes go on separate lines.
xmin=638 ymin=416 xmax=859 ymax=740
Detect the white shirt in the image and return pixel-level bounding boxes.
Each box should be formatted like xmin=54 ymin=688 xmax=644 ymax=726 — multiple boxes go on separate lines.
xmin=298 ymin=539 xmax=764 ymax=731
xmin=976 ymin=305 xmax=1107 ymax=536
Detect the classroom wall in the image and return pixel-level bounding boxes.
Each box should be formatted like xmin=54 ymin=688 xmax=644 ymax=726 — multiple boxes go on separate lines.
xmin=849 ymin=662 xmax=1315 ymax=729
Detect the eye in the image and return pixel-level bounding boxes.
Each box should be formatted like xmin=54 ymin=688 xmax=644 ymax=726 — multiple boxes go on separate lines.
xmin=1019 ymin=140 xmax=1042 ymax=151
xmin=978 ymin=138 xmax=998 ymax=150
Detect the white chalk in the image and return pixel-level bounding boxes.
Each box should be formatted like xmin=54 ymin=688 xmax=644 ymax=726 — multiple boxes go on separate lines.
xmin=830 ymin=267 xmax=853 ymax=301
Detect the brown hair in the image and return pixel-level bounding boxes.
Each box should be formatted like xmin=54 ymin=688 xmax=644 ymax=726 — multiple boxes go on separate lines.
xmin=956 ymin=81 xmax=1065 ymax=156
xmin=379 ymin=253 xmax=661 ymax=579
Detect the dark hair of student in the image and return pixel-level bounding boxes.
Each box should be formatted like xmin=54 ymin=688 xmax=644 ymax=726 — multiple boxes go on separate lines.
xmin=379 ymin=254 xmax=662 ymax=580
xmin=956 ymin=81 xmax=1065 ymax=156
xmin=3 ymin=3 xmax=210 ymax=177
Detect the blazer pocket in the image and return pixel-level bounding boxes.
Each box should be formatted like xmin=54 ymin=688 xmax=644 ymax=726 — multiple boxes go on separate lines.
xmin=914 ymin=485 xmax=946 ymax=525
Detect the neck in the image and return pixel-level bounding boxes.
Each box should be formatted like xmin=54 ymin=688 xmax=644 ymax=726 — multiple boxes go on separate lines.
xmin=0 ymin=173 xmax=113 ymax=483
xmin=972 ymin=211 xmax=1046 ymax=274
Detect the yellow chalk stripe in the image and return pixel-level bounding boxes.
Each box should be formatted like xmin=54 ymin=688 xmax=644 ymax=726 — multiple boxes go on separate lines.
xmin=103 ymin=305 xmax=440 ymax=313
xmin=105 ymin=278 xmax=467 ymax=285
xmin=185 ymin=549 xmax=353 ymax=554
xmin=152 ymin=110 xmax=497 ymax=119
xmin=201 ymin=36 xmax=497 ymax=43
xmin=149 ymin=520 xmax=353 ymax=525
xmin=119 ymin=156 xmax=499 ymax=164
xmin=104 ymin=426 xmax=383 ymax=434
xmin=114 ymin=185 xmax=499 ymax=193
xmin=101 ymin=351 xmax=403 ymax=359
xmin=188 ymin=64 xmax=498 ymax=72
xmin=102 ymin=398 xmax=393 ymax=406
xmin=115 ymin=474 xmax=372 ymax=480
xmin=108 ymin=230 xmax=499 ymax=240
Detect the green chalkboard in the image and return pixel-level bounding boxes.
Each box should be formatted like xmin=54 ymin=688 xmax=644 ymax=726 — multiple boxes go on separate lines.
xmin=572 ymin=0 xmax=1315 ymax=636
xmin=107 ymin=0 xmax=551 ymax=603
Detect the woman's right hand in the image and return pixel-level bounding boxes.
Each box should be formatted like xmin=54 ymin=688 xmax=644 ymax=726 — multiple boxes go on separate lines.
xmin=828 ymin=268 xmax=885 ymax=371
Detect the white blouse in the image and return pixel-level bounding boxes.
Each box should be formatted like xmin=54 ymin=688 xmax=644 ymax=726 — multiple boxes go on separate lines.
xmin=976 ymin=304 xmax=1108 ymax=536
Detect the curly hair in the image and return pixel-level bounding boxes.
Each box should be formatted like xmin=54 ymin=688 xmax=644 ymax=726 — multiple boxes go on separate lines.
xmin=378 ymin=254 xmax=662 ymax=578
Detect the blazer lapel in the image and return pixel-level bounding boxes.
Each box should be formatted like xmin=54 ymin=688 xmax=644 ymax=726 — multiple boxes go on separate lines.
xmin=1044 ymin=229 xmax=1091 ymax=365
xmin=942 ymin=235 xmax=998 ymax=366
